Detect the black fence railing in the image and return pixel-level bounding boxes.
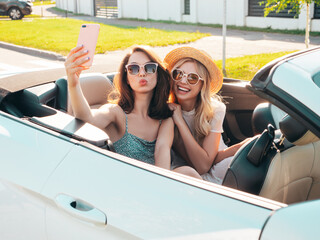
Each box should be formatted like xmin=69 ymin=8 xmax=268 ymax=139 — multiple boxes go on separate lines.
xmin=184 ymin=0 xmax=190 ymax=15
xmin=94 ymin=0 xmax=118 ymax=18
xmin=315 ymin=3 xmax=320 ymax=19
xmin=248 ymin=0 xmax=296 ymax=18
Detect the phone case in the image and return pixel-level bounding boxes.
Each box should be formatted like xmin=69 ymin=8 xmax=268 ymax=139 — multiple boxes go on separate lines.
xmin=77 ymin=24 xmax=100 ymax=69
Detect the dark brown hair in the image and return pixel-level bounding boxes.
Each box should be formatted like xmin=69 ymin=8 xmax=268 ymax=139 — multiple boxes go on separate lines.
xmin=109 ymin=46 xmax=172 ymax=119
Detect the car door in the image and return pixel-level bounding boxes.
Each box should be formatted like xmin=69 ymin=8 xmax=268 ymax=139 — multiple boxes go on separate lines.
xmin=260 ymin=200 xmax=320 ymax=240
xmin=0 ymin=112 xmax=75 ymax=239
xmin=0 ymin=0 xmax=6 ymax=14
xmin=220 ymin=79 xmax=266 ymax=145
xmin=41 ymin=141 xmax=284 ymax=239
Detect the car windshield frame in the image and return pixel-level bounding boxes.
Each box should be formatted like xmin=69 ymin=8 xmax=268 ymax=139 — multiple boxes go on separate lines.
xmin=249 ymin=47 xmax=320 ymax=138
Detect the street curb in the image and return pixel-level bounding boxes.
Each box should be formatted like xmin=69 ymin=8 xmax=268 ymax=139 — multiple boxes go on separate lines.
xmin=0 ymin=41 xmax=66 ymax=62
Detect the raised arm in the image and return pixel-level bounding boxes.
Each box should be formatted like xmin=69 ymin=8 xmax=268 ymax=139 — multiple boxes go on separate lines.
xmin=64 ymin=45 xmax=117 ymax=131
xmin=154 ymin=117 xmax=174 ymax=170
xmin=64 ymin=45 xmax=93 ymax=122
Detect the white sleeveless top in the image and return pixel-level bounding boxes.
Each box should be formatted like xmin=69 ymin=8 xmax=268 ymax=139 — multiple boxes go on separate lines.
xmin=181 ymin=99 xmax=227 ymax=150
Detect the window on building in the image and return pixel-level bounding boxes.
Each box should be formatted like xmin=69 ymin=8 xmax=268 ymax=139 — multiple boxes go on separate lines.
xmin=184 ymin=0 xmax=190 ymax=15
xmin=248 ymin=0 xmax=296 ymax=18
xmin=315 ymin=3 xmax=320 ymax=19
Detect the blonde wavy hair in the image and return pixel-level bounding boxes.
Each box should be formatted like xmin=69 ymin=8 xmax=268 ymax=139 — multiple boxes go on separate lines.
xmin=169 ymin=58 xmax=222 ymax=143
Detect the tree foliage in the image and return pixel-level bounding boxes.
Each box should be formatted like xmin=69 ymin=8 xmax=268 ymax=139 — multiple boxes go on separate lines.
xmin=260 ymin=0 xmax=320 ymax=48
xmin=260 ymin=0 xmax=320 ymax=17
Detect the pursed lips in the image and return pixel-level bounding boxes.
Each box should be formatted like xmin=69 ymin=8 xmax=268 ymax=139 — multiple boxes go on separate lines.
xmin=139 ymin=79 xmax=148 ymax=86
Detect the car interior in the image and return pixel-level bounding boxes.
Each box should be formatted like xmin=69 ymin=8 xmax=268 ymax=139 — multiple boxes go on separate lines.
xmin=0 ymin=72 xmax=319 ymax=205
xmin=223 ymin=111 xmax=320 ymax=204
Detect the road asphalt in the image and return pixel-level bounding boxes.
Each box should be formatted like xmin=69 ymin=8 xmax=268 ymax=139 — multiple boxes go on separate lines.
xmin=1 ymin=4 xmax=320 ymax=72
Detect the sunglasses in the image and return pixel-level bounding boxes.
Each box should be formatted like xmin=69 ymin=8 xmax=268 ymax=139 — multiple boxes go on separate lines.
xmin=125 ymin=63 xmax=158 ymax=75
xmin=171 ymin=69 xmax=204 ymax=85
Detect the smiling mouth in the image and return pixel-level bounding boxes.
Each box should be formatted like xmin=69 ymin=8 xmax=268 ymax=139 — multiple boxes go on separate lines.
xmin=177 ymin=86 xmax=190 ymax=92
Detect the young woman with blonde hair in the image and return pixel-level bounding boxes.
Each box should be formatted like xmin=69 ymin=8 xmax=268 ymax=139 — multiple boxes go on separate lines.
xmin=164 ymin=47 xmax=250 ymax=183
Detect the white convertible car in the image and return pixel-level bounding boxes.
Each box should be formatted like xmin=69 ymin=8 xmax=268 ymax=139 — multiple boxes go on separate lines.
xmin=0 ymin=47 xmax=319 ymax=239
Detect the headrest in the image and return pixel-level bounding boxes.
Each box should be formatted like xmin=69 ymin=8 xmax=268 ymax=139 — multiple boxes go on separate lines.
xmin=279 ymin=115 xmax=319 ymax=145
xmin=252 ymin=102 xmax=286 ymax=134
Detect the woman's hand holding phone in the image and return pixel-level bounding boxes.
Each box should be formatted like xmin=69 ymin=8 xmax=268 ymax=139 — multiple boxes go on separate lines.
xmin=76 ymin=24 xmax=100 ymax=69
xmin=64 ymin=45 xmax=89 ymax=88
xmin=64 ymin=24 xmax=100 ymax=88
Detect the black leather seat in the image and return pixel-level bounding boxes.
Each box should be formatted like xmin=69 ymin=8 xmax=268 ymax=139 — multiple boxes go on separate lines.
xmin=223 ymin=114 xmax=320 ymax=204
xmin=222 ymin=124 xmax=277 ymax=195
xmin=252 ymin=102 xmax=286 ymax=135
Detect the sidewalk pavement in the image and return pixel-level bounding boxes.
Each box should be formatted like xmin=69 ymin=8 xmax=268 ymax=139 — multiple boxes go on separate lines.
xmin=2 ymin=4 xmax=320 ymax=71
xmin=73 ymin=15 xmax=320 ymax=61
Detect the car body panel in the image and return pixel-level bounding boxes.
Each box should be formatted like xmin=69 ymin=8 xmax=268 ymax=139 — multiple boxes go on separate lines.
xmin=0 ymin=47 xmax=319 ymax=239
xmin=0 ymin=179 xmax=47 ymax=239
xmin=0 ymin=0 xmax=32 ymax=18
xmin=272 ymin=50 xmax=320 ymax=117
xmin=42 ymin=144 xmax=275 ymax=239
xmin=0 ymin=101 xmax=282 ymax=239
xmin=260 ymin=200 xmax=320 ymax=240
xmin=0 ymin=112 xmax=74 ymax=192
xmin=250 ymin=47 xmax=320 ymax=138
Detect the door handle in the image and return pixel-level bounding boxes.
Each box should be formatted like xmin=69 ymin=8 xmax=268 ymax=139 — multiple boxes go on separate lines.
xmin=55 ymin=194 xmax=107 ymax=226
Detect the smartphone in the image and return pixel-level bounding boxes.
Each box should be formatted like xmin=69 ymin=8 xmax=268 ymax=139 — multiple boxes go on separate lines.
xmin=77 ymin=24 xmax=100 ymax=69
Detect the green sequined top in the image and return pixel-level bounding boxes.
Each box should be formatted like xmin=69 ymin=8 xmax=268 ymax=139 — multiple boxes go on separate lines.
xmin=113 ymin=112 xmax=161 ymax=165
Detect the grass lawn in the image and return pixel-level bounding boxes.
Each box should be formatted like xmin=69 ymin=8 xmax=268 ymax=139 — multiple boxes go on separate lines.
xmin=0 ymin=14 xmax=40 ymax=18
xmin=215 ymin=51 xmax=296 ymax=80
xmin=32 ymin=1 xmax=56 ymax=6
xmin=0 ymin=18 xmax=209 ymax=56
xmin=0 ymin=17 xmax=297 ymax=80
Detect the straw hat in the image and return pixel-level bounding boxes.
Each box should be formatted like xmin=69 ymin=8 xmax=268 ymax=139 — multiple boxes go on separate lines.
xmin=164 ymin=47 xmax=223 ymax=94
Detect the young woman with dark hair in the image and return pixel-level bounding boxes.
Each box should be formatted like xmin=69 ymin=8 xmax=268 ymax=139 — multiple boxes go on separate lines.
xmin=64 ymin=45 xmax=174 ymax=169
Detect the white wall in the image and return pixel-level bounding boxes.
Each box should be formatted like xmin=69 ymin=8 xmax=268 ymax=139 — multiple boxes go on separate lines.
xmin=119 ymin=0 xmax=148 ymax=19
xmin=118 ymin=0 xmax=247 ymax=26
xmin=56 ymin=0 xmax=94 ymax=16
xmin=195 ymin=0 xmax=247 ymax=26
xmin=77 ymin=0 xmax=94 ymax=16
xmin=118 ymin=0 xmax=183 ymax=22
xmin=312 ymin=20 xmax=320 ymax=32
xmin=149 ymin=0 xmax=182 ymax=22
xmin=56 ymin=0 xmax=319 ymax=32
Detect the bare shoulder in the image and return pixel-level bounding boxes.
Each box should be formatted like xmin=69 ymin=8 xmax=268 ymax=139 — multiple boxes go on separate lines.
xmin=98 ymin=103 xmax=123 ymax=116
xmin=159 ymin=117 xmax=174 ymax=132
xmin=211 ymin=98 xmax=226 ymax=113
xmin=99 ymin=103 xmax=121 ymax=111
xmin=92 ymin=103 xmax=125 ymax=131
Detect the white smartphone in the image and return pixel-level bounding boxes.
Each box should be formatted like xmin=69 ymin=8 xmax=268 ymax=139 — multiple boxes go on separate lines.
xmin=77 ymin=24 xmax=100 ymax=69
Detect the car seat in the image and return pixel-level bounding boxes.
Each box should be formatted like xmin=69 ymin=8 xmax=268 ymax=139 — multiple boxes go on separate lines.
xmin=252 ymin=102 xmax=286 ymax=135
xmin=259 ymin=115 xmax=320 ymax=204
xmin=56 ymin=72 xmax=115 ymax=115
xmin=223 ymin=114 xmax=320 ymax=204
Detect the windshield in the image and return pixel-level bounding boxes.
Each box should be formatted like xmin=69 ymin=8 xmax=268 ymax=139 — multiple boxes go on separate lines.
xmin=272 ymin=49 xmax=320 ymax=117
